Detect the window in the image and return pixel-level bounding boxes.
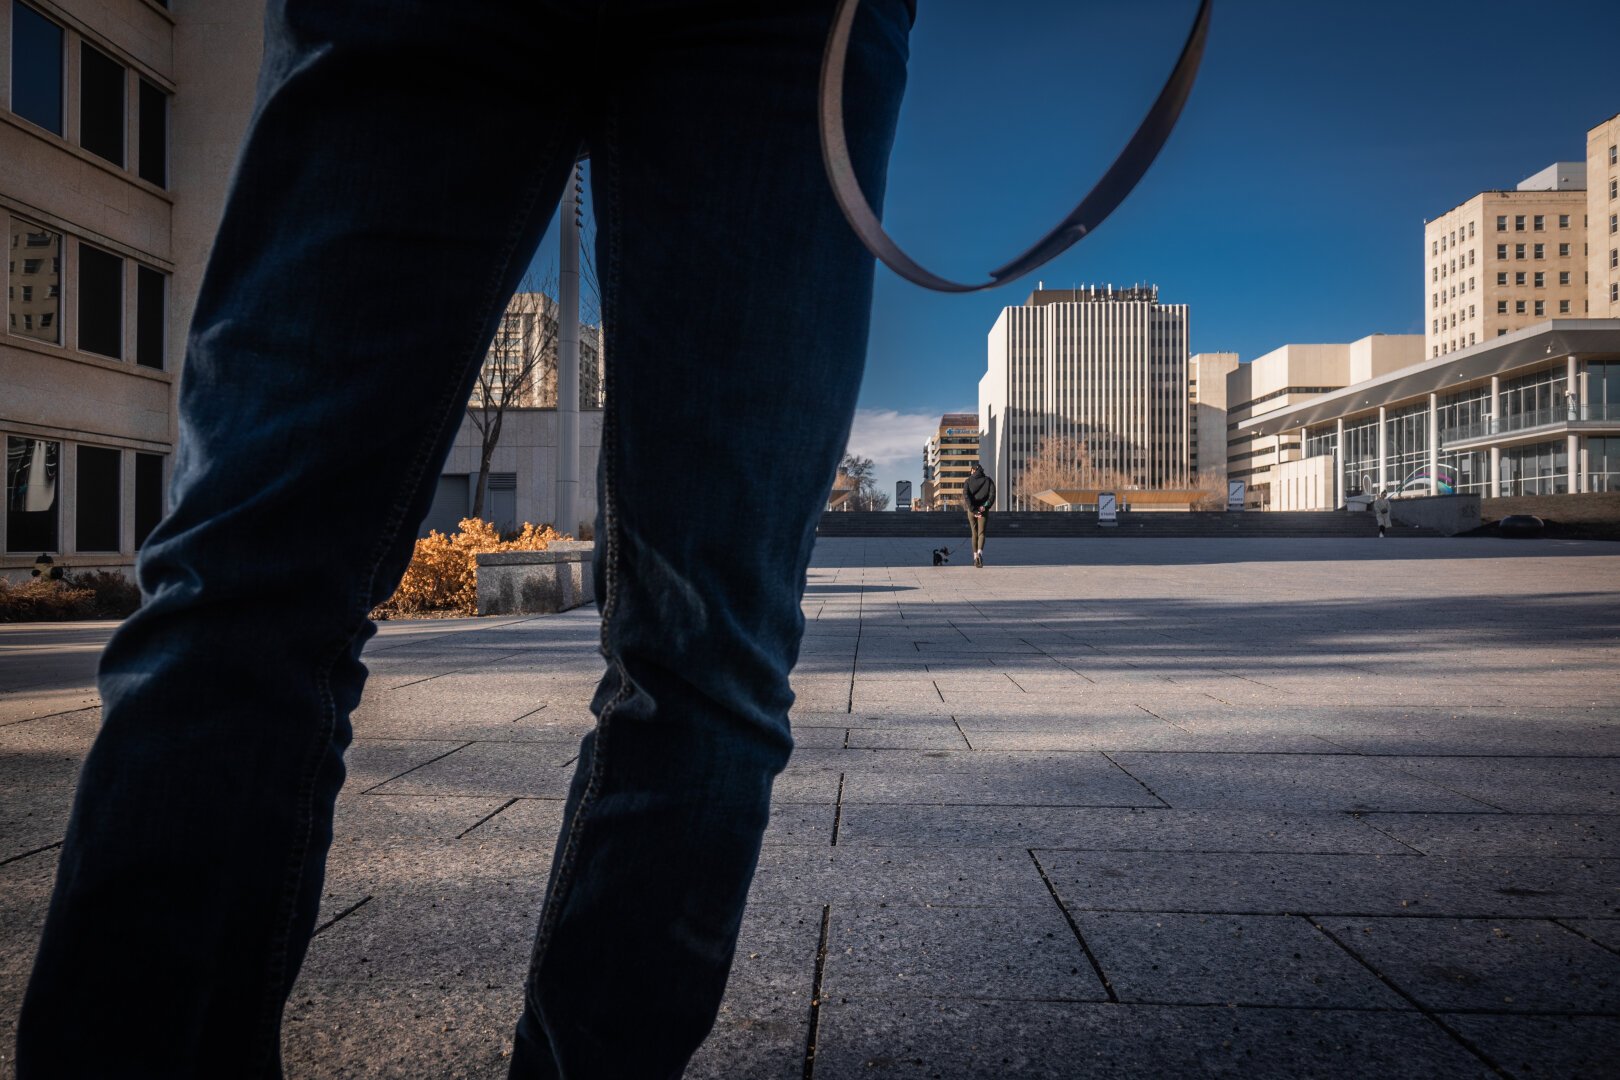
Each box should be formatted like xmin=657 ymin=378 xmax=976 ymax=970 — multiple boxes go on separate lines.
xmin=1515 ymin=300 xmax=1526 ymax=314
xmin=1497 ymin=244 xmax=1508 ymax=259
xmin=1432 ymin=318 xmax=1438 ymax=334
xmin=1469 ymin=305 xmax=1475 ymax=319
xmin=1497 ymin=272 xmax=1508 ymax=286
xmin=134 ymin=453 xmax=163 ymax=548
xmin=1612 ymin=249 xmax=1618 ymax=269
xmin=1560 ymin=300 xmax=1570 ymax=313
xmin=1534 ymin=215 xmax=1544 ymax=231
xmin=1469 ymin=276 xmax=1475 ymax=291
xmin=1515 ymin=272 xmax=1526 ymax=286
xmin=1515 ymin=244 xmax=1526 ymax=259
xmin=1499 ymin=329 xmax=1507 ymax=337
xmin=78 ymin=244 xmax=124 ymax=358
xmin=1497 ymin=300 xmax=1508 ymax=314
xmin=1559 ymin=271 xmax=1570 ymax=286
xmin=1431 ymin=241 xmax=1438 ymax=256
xmin=8 ymin=220 xmax=61 ymax=345
xmin=1560 ymin=243 xmax=1571 ymax=256
xmin=138 ymin=79 xmax=168 ymax=187
xmin=1469 ymin=222 xmax=1475 ymax=237
xmin=1496 ymin=215 xmax=1507 ymax=231
xmin=1534 ymin=300 xmax=1544 ymax=317
xmin=79 ymin=42 xmax=125 ymax=166
xmin=5 ymin=436 xmax=60 ymax=552
xmin=1610 ymin=213 xmax=1617 ymax=234
xmin=1613 ymin=283 xmax=1619 ymax=302
xmin=1469 ymin=250 xmax=1475 ymax=266
xmin=136 ymin=266 xmax=165 ymax=369
xmin=1534 ymin=243 xmax=1544 ymax=259
xmin=1534 ymin=272 xmax=1544 ymax=288
xmin=1514 ymin=215 xmax=1525 ymax=231
xmin=76 ymin=445 xmax=120 ymax=552
xmin=10 ymin=3 xmax=64 ymax=135
xmin=1612 ymin=179 xmax=1618 ymax=201
xmin=1612 ymin=145 xmax=1618 ymax=166
xmin=1431 ymin=267 xmax=1438 ymax=282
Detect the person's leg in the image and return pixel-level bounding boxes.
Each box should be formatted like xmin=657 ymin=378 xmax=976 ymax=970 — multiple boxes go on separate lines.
xmin=18 ymin=4 xmax=591 ymax=1075
xmin=508 ymin=2 xmax=911 ymax=1076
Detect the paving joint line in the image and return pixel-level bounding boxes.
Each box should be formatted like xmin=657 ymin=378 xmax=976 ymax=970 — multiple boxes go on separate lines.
xmin=312 ymin=895 xmax=373 ymax=937
xmin=457 ymin=797 xmax=522 ymax=839
xmin=0 ymin=703 xmax=100 ymax=729
xmin=800 ymin=904 xmax=832 ymax=1079
xmin=1028 ymin=849 xmax=1116 ymax=1002
xmin=0 ymin=839 xmax=63 ymax=868
xmin=1347 ymin=813 xmax=1430 ymax=856
xmin=830 ymin=774 xmax=845 ymax=847
xmin=359 ymin=740 xmax=476 ymax=794
xmin=1307 ymin=916 xmax=1513 ymax=1078
xmin=1549 ymin=917 xmax=1620 ymax=958
xmin=1098 ymin=751 xmax=1172 ymax=809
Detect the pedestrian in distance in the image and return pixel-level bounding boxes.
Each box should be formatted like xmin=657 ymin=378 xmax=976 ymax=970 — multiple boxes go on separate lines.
xmin=1374 ymin=489 xmax=1393 ymax=537
xmin=17 ymin=2 xmax=913 ymax=1077
xmin=963 ymin=463 xmax=996 ymax=567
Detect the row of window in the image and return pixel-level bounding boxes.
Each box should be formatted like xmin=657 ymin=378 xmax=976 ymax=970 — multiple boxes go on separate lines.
xmin=7 ymin=217 xmax=167 ymax=366
xmin=9 ymin=1 xmax=170 ymax=186
xmin=1434 ymin=221 xmax=1476 ymax=252
xmin=4 ymin=436 xmax=164 ymax=554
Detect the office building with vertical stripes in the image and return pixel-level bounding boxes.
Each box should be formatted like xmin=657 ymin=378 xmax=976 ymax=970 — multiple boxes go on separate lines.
xmin=979 ymin=285 xmax=1190 ymax=510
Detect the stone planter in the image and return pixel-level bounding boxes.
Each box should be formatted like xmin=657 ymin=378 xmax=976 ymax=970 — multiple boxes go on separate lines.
xmin=475 ymin=542 xmax=595 ymax=616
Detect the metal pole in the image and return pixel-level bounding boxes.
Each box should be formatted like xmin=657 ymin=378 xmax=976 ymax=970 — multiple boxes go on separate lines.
xmin=557 ymin=163 xmax=582 ymax=536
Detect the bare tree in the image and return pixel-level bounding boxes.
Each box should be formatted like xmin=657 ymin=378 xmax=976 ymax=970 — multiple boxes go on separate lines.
xmin=1013 ymin=434 xmax=1133 ymax=510
xmin=467 ymin=270 xmax=560 ymax=520
xmin=838 ymin=453 xmax=891 ymax=511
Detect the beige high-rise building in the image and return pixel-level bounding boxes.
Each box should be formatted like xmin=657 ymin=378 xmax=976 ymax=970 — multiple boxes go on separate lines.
xmin=1424 ymin=163 xmax=1587 ymax=361
xmin=1188 ymin=351 xmax=1239 ymax=482
xmin=3 ymin=1 xmax=263 ymax=579
xmin=980 ymin=285 xmax=1190 ymax=511
xmin=1227 ymin=335 xmax=1423 ymax=510
xmin=1590 ymin=113 xmax=1620 ymax=318
xmin=921 ymin=412 xmax=979 ymax=510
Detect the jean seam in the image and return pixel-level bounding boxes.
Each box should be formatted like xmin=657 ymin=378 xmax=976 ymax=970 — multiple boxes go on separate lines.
xmin=247 ymin=125 xmax=571 ymax=1072
xmin=525 ymin=100 xmax=630 ymax=1006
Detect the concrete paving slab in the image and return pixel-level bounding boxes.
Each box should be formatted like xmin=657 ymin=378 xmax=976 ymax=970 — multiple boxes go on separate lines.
xmin=748 ymin=847 xmax=1053 ymax=907
xmin=1378 ymin=757 xmax=1620 ymax=814
xmin=281 ymin=981 xmax=517 ymax=1078
xmin=1557 ymin=918 xmax=1620 ymax=953
xmin=811 ymin=999 xmax=1493 ymax=1079
xmin=1107 ymin=752 xmax=1500 ymax=812
xmin=367 ymin=741 xmax=579 ymax=798
xmin=1316 ymin=917 xmax=1620 ymax=1012
xmin=1360 ymin=813 xmax=1618 ymax=857
xmin=836 ymin=805 xmax=1408 ymax=853
xmin=686 ymin=986 xmax=809 ymax=1080
xmin=330 ymin=794 xmax=514 ymax=840
xmin=837 ymin=751 xmax=1161 ymax=807
xmin=1441 ymin=1013 xmax=1620 ymax=1080
xmin=1035 ymin=851 xmax=1620 ymax=918
xmin=1073 ymin=912 xmax=1409 ymax=1009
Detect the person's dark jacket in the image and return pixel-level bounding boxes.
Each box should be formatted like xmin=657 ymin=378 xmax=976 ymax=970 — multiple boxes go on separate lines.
xmin=963 ymin=473 xmax=995 ymax=514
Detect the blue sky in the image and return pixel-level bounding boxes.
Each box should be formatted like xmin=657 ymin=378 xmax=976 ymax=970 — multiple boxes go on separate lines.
xmin=538 ymin=0 xmax=1620 ymax=503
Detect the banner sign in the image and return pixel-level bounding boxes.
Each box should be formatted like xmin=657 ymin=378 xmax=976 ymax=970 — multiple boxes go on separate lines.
xmin=1098 ymin=491 xmax=1117 ymax=526
xmin=1227 ymin=480 xmax=1245 ymax=512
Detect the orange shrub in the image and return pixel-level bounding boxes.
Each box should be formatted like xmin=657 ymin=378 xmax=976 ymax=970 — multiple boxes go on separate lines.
xmin=373 ymin=518 xmax=566 ymax=618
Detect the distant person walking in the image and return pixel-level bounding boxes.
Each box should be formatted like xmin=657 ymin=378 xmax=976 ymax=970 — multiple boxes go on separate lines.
xmin=963 ymin=463 xmax=996 ymax=567
xmin=1373 ymin=490 xmax=1392 ymax=538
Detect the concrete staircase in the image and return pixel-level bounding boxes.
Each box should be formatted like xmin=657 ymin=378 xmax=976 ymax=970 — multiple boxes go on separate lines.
xmin=817 ymin=510 xmax=1436 ymax=538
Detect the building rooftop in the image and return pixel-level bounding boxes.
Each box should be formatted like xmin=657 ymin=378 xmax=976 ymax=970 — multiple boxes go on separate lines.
xmin=1024 ymin=284 xmax=1160 ymax=306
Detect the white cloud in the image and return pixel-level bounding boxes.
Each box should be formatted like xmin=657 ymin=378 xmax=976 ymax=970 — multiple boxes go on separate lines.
xmin=844 ymin=407 xmax=974 ymax=506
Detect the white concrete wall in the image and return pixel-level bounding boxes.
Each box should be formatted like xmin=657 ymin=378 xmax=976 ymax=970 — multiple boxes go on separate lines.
xmin=443 ymin=408 xmax=604 ymax=537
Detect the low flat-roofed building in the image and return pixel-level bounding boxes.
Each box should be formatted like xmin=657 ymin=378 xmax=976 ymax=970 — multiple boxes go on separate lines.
xmin=1242 ymin=320 xmax=1620 ymax=509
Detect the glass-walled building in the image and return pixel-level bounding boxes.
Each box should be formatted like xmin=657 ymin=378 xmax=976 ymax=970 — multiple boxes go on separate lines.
xmin=1244 ymin=320 xmax=1620 ymax=508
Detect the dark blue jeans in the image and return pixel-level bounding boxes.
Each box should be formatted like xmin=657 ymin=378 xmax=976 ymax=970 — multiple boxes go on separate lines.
xmin=17 ymin=2 xmax=909 ymax=1076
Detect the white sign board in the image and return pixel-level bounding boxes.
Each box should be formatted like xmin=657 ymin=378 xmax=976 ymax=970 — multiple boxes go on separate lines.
xmin=1097 ymin=491 xmax=1117 ymax=526
xmin=1227 ymin=480 xmax=1246 ymax=512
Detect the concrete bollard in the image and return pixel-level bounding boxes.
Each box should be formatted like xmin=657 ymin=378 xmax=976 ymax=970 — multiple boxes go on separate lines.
xmin=475 ymin=543 xmax=596 ymax=616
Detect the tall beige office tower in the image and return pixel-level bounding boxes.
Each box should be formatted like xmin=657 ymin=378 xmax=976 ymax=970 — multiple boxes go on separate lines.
xmin=2 ymin=1 xmax=263 ymax=578
xmin=1188 ymin=351 xmax=1239 ymax=482
xmin=979 ymin=285 xmax=1189 ymax=511
xmin=1423 ymin=163 xmax=1587 ymax=361
xmin=1590 ymin=112 xmax=1620 ymax=318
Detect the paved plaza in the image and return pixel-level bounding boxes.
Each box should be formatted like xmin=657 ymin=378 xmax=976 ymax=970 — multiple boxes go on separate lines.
xmin=3 ymin=536 xmax=1619 ymax=1078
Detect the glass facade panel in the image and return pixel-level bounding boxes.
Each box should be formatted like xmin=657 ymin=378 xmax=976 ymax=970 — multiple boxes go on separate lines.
xmin=134 ymin=452 xmax=163 ymax=549
xmin=1499 ymin=440 xmax=1568 ymax=495
xmin=78 ymin=244 xmax=124 ymax=358
xmin=1341 ymin=417 xmax=1378 ymax=497
xmin=1499 ymin=366 xmax=1568 ymax=433
xmin=1384 ymin=402 xmax=1429 ymax=492
xmin=138 ymin=78 xmax=168 ymax=188
xmin=10 ymin=2 xmax=64 ymax=135
xmin=75 ymin=445 xmax=120 ymax=552
xmin=8 ymin=220 xmax=61 ymax=344
xmin=136 ymin=265 xmax=165 ymax=368
xmin=6 ymin=436 xmax=60 ymax=552
xmin=1437 ymin=385 xmax=1491 ymax=442
xmin=1584 ymin=362 xmax=1620 ymax=422
xmin=1587 ymin=437 xmax=1620 ymax=493
xmin=79 ymin=41 xmax=125 ymax=167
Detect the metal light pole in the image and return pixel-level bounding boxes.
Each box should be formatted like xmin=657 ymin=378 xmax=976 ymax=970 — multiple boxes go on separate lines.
xmin=556 ymin=163 xmax=583 ymax=536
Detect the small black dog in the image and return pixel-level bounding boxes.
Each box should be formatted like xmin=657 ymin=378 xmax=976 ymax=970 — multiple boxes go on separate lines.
xmin=931 ymin=547 xmax=951 ymax=566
